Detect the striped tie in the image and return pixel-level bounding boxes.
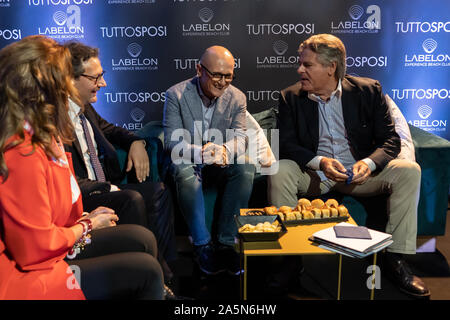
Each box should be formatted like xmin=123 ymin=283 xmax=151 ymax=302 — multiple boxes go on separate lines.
xmin=79 ymin=113 xmax=106 ymax=182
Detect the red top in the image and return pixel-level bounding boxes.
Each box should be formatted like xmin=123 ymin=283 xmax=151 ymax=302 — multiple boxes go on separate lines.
xmin=0 ymin=130 xmax=86 ymax=299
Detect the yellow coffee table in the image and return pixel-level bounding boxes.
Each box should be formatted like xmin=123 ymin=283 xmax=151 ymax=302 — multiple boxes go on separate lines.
xmin=237 ymin=209 xmax=378 ymax=300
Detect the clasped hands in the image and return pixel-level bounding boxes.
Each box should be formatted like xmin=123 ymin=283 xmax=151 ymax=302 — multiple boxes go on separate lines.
xmin=319 ymin=157 xmax=371 ymax=185
xmin=81 ymin=206 xmax=119 ymax=230
xmin=202 ymin=142 xmax=228 ymax=166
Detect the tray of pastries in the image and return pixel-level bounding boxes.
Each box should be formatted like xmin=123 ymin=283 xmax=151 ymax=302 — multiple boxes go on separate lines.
xmin=241 ymin=198 xmax=350 ymax=225
xmin=235 ymin=215 xmax=287 ymax=242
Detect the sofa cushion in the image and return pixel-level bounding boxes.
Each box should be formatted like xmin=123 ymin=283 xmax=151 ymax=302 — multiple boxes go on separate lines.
xmin=251 ymin=107 xmax=278 ymax=145
xmin=244 ymin=111 xmax=277 ymax=174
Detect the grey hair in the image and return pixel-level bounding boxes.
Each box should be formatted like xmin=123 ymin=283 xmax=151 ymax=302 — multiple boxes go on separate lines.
xmin=299 ymin=34 xmax=347 ymax=80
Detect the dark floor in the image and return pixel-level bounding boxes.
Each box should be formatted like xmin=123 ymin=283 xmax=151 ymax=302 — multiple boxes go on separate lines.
xmin=169 ymin=203 xmax=450 ymax=300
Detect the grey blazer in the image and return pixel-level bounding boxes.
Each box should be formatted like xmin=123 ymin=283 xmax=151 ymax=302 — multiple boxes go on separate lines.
xmin=163 ymin=77 xmax=247 ymax=163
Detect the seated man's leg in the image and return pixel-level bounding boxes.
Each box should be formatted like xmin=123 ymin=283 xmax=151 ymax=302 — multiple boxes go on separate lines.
xmin=202 ymin=163 xmax=255 ymax=275
xmin=334 ymin=159 xmax=429 ymax=298
xmin=170 ymin=163 xmax=210 ymax=246
xmin=120 ymin=181 xmax=178 ymax=283
xmin=266 ymin=159 xmax=325 ymax=296
xmin=120 ymin=182 xmax=177 ymax=261
xmin=171 ymin=163 xmax=224 ymax=275
xmin=82 ymin=189 xmax=147 ymax=227
xmin=212 ymin=163 xmax=255 ymax=246
xmin=334 ymin=159 xmax=421 ymax=254
xmin=268 ymin=159 xmax=326 ymax=207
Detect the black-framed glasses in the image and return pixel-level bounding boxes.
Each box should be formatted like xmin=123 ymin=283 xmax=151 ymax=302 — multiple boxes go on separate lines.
xmin=80 ymin=71 xmax=106 ymax=85
xmin=200 ymin=64 xmax=235 ymax=82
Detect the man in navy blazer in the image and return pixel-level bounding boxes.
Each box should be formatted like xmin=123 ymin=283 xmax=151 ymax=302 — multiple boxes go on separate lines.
xmin=269 ymin=34 xmax=429 ymax=298
xmin=163 ymin=46 xmax=254 ymax=276
xmin=64 ymin=42 xmax=178 ymax=295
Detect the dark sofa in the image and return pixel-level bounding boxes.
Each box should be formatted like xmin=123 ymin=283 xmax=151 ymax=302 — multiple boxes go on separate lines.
xmin=118 ymin=108 xmax=450 ymax=236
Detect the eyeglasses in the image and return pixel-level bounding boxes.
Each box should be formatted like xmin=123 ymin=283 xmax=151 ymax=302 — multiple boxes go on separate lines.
xmin=80 ymin=71 xmax=106 ymax=85
xmin=200 ymin=64 xmax=235 ymax=82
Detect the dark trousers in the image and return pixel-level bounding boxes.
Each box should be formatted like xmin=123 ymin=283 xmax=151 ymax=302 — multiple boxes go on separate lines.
xmin=81 ymin=181 xmax=177 ymax=279
xmin=65 ymin=224 xmax=164 ymax=300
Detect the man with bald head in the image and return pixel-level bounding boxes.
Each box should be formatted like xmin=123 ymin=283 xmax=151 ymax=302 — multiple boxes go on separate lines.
xmin=163 ymin=46 xmax=254 ymax=275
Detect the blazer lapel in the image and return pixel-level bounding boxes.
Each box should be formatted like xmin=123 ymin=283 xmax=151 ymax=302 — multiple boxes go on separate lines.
xmin=341 ymin=78 xmax=361 ymax=135
xmin=183 ymin=77 xmax=203 ymax=123
xmin=299 ymin=93 xmax=319 ymax=149
xmin=72 ymin=137 xmax=83 ymax=159
xmin=209 ymin=89 xmax=231 ymax=132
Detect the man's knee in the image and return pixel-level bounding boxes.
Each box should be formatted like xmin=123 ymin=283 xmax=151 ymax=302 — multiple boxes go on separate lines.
xmin=121 ymin=189 xmax=145 ymax=209
xmin=228 ymin=164 xmax=255 ymax=182
xmin=170 ymin=163 xmax=197 ymax=183
xmin=391 ymin=159 xmax=421 ymax=185
xmin=268 ymin=159 xmax=299 ymax=191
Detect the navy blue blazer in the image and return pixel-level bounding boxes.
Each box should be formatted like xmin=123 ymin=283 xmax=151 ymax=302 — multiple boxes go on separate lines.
xmin=65 ymin=104 xmax=141 ymax=197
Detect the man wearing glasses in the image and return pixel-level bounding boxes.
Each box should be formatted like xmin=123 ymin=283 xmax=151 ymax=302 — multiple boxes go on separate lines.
xmin=64 ymin=41 xmax=179 ymax=299
xmin=163 ymin=46 xmax=255 ymax=276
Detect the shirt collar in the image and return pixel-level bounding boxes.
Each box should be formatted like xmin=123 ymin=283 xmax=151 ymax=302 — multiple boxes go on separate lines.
xmin=308 ymin=79 xmax=342 ymax=103
xmin=68 ymin=98 xmax=82 ymax=123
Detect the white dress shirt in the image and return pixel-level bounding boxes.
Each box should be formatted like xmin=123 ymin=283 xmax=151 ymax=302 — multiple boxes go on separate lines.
xmin=68 ymin=99 xmax=97 ymax=181
xmin=68 ymin=99 xmax=118 ymax=191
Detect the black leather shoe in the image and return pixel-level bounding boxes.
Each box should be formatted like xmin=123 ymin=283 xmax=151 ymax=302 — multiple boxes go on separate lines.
xmin=216 ymin=244 xmax=243 ymax=276
xmin=193 ymin=242 xmax=225 ymax=275
xmin=383 ymin=253 xmax=431 ymax=299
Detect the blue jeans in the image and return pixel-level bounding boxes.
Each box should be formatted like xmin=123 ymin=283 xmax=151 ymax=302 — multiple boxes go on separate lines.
xmin=170 ymin=163 xmax=255 ymax=246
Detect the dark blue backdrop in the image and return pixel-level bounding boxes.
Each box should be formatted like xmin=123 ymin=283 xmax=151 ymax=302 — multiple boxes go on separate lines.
xmin=0 ymin=0 xmax=449 ymax=139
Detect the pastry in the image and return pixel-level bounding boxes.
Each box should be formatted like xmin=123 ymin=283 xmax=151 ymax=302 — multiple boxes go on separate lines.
xmin=321 ymin=208 xmax=330 ymax=218
xmin=302 ymin=210 xmax=314 ymax=219
xmin=264 ymin=206 xmax=278 ymax=215
xmin=312 ymin=208 xmax=322 ymax=218
xmin=311 ymin=199 xmax=325 ymax=209
xmin=337 ymin=205 xmax=349 ymax=217
xmin=297 ymin=198 xmax=311 ymax=208
xmin=325 ymin=199 xmax=339 ymax=208
xmin=285 ymin=211 xmax=296 ymax=221
xmin=277 ymin=212 xmax=285 ymax=221
xmin=293 ymin=211 xmax=302 ymax=220
xmin=279 ymin=206 xmax=292 ymax=214
xmin=330 ymin=208 xmax=339 ymax=217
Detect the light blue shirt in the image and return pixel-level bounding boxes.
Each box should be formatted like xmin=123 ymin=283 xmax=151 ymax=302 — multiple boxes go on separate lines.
xmin=197 ymin=81 xmax=217 ymax=136
xmin=306 ymin=80 xmax=376 ymax=178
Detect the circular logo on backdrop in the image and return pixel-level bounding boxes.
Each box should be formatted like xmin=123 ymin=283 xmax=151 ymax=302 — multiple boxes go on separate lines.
xmin=273 ymin=40 xmax=288 ymax=55
xmin=348 ymin=5 xmax=364 ymax=20
xmin=198 ymin=7 xmax=214 ymax=23
xmin=130 ymin=107 xmax=146 ymax=122
xmin=53 ymin=11 xmax=68 ymax=26
xmin=422 ymin=38 xmax=438 ymax=54
xmin=127 ymin=43 xmax=142 ymax=58
xmin=418 ymin=105 xmax=433 ymax=119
